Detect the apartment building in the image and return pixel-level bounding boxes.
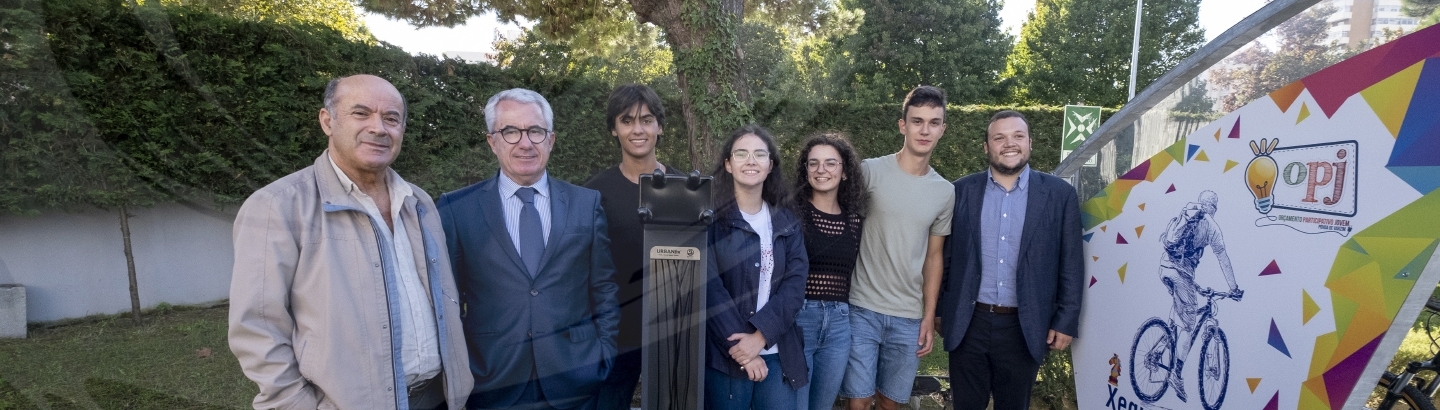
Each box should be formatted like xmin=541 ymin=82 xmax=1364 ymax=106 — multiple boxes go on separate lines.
xmin=1326 ymin=0 xmax=1423 ymax=47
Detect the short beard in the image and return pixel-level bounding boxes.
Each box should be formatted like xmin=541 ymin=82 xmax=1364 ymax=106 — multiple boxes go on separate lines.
xmin=989 ymin=158 xmax=1027 ymax=176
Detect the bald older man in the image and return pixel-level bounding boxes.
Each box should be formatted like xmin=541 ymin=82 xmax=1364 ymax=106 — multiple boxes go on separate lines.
xmin=229 ymin=74 xmax=472 ymax=410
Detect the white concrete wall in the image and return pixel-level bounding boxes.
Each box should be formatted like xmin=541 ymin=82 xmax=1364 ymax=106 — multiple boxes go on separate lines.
xmin=0 ymin=202 xmax=235 ymax=322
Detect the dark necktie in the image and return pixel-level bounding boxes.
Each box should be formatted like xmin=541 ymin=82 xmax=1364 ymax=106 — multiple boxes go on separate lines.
xmin=515 ymin=187 xmax=544 ymax=277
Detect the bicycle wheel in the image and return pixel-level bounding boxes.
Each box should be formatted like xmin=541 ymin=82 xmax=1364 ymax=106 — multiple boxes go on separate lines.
xmin=1199 ymin=326 xmax=1230 ymax=410
xmin=1130 ymin=317 xmax=1174 ymax=402
xmin=1375 ymin=372 xmax=1438 ymax=410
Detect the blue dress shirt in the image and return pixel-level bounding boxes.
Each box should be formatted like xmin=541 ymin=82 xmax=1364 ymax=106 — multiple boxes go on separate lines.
xmin=978 ymin=165 xmax=1030 ymax=307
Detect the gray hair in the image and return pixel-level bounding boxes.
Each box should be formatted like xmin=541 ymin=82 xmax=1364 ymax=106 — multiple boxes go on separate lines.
xmin=484 ymin=88 xmax=554 ymax=132
xmin=323 ymin=77 xmax=342 ymax=113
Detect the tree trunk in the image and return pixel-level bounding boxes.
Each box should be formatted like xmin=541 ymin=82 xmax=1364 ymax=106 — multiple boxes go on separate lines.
xmin=119 ymin=205 xmax=141 ymax=324
xmin=631 ymin=0 xmax=751 ymax=173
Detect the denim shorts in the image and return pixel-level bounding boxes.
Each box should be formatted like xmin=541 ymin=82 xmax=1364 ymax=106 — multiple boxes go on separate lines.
xmin=841 ymin=305 xmax=921 ymax=403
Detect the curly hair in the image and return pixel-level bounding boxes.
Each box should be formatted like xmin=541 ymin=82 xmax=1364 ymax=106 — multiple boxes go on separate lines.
xmin=711 ymin=124 xmax=793 ymax=212
xmin=791 ymin=132 xmax=869 ymax=217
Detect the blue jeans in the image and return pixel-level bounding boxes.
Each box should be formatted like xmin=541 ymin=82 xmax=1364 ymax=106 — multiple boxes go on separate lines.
xmin=841 ymin=305 xmax=921 ymax=403
xmin=705 ymin=354 xmax=796 ymax=410
xmin=796 ymin=300 xmax=850 ymax=410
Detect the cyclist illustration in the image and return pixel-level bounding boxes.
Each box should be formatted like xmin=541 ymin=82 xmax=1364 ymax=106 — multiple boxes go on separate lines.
xmin=1131 ymin=190 xmax=1244 ymax=410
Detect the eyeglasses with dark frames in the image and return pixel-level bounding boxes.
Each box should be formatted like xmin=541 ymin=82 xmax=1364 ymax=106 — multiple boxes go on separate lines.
xmin=489 ymin=126 xmax=551 ymax=145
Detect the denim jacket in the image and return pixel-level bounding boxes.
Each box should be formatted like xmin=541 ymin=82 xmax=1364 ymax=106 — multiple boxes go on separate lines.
xmin=705 ymin=202 xmax=811 ymax=389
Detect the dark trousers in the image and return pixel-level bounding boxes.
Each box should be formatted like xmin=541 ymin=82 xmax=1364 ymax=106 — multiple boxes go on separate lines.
xmin=947 ymin=310 xmax=1044 ymax=410
xmin=595 ymin=348 xmax=641 ymax=410
xmin=469 ymin=363 xmax=599 ymax=410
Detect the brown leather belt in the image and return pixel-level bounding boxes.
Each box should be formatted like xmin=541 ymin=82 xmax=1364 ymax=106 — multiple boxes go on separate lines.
xmin=976 ymin=301 xmax=1018 ymax=314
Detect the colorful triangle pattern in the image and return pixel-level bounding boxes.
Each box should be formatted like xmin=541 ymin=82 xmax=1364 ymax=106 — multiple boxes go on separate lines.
xmin=1303 ymin=290 xmax=1321 ymax=325
xmin=1302 ymin=189 xmax=1440 ymax=409
xmin=1079 ymin=139 xmax=1189 ymax=230
xmin=1260 ymin=260 xmax=1282 ymax=276
xmin=1271 ymin=81 xmax=1306 ymax=113
xmin=1361 ymin=60 xmax=1425 ymax=137
xmin=1269 ymin=319 xmax=1292 ymax=358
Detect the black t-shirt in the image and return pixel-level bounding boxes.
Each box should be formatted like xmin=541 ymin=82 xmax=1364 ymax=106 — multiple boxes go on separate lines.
xmin=798 ymin=201 xmax=863 ymax=302
xmin=584 ymin=164 xmax=679 ymax=350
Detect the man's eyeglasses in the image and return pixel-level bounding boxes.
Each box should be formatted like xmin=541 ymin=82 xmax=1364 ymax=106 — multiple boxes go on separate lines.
xmin=806 ymin=159 xmax=843 ymax=172
xmin=489 ymin=126 xmax=550 ymax=144
xmin=731 ymin=149 xmax=770 ymax=162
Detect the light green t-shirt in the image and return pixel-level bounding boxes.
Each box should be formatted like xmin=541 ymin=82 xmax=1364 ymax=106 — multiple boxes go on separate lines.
xmin=850 ymin=153 xmax=956 ymax=319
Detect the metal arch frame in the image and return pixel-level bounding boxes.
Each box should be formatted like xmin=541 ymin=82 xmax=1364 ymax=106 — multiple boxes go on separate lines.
xmin=1054 ymin=0 xmax=1325 ymax=180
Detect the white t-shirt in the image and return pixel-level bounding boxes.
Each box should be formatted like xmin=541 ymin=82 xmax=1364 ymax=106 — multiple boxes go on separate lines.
xmin=740 ymin=202 xmax=779 ymax=355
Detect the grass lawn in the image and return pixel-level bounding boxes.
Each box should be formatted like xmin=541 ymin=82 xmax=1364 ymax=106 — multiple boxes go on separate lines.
xmin=0 ymin=305 xmax=254 ymax=409
xmin=6 ymin=304 xmax=1433 ymax=410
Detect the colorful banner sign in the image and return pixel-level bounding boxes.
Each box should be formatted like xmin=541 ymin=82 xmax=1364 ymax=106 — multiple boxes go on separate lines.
xmin=1072 ymin=24 xmax=1440 ymax=410
xmin=1064 ymin=105 xmax=1103 ymax=166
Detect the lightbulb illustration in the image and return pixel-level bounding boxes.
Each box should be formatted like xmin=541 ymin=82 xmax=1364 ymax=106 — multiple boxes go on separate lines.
xmin=1245 ymin=138 xmax=1279 ymax=214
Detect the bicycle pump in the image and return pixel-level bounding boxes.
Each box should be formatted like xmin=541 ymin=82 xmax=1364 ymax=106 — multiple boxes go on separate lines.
xmin=639 ymin=170 xmax=713 ymax=410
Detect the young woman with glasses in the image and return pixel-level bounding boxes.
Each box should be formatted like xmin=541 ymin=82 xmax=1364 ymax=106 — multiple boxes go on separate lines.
xmin=704 ymin=124 xmax=810 ymax=409
xmin=790 ymin=133 xmax=868 ymax=410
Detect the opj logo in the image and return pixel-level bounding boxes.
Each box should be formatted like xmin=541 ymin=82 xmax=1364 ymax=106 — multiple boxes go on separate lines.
xmin=1247 ymin=139 xmax=1358 ymax=236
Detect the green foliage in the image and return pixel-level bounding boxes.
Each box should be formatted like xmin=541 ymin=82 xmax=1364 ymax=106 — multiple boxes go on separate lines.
xmin=671 ymin=0 xmax=752 ymax=171
xmin=1005 ymin=0 xmax=1204 ymax=107
xmin=831 ymin=0 xmax=1013 ymax=104
xmin=737 ymin=20 xmax=811 ymax=102
xmin=2 ymin=0 xmax=1111 ymax=216
xmin=0 ymin=0 xmax=163 ymax=214
xmin=1169 ymin=79 xmax=1220 ymax=129
xmin=1035 ymin=350 xmax=1078 ymax=409
xmin=493 ymin=23 xmax=677 ymax=97
xmin=1403 ymin=0 xmax=1440 ymax=26
xmin=152 ymin=0 xmax=373 ymax=41
xmin=754 ymin=101 xmax=1116 ymax=180
xmin=1208 ymin=4 xmax=1350 ymax=112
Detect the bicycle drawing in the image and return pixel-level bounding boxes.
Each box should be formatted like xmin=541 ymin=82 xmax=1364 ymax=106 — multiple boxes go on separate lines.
xmin=1130 ymin=287 xmax=1243 ymax=410
xmin=1129 ymin=191 xmax=1245 ymax=410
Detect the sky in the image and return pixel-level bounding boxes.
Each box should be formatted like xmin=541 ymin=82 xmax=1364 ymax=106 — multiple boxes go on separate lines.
xmin=999 ymin=0 xmax=1266 ymax=41
xmin=362 ymin=12 xmax=525 ymax=59
xmin=365 ymin=0 xmax=1268 ymax=58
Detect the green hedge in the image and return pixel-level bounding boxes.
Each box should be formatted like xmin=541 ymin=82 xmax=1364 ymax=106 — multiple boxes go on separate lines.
xmin=1 ymin=0 xmax=1112 ymax=216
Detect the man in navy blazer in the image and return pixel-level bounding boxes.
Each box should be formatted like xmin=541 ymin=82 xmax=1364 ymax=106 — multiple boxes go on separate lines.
xmin=938 ymin=110 xmax=1084 ymax=410
xmin=437 ymin=88 xmax=620 ymax=410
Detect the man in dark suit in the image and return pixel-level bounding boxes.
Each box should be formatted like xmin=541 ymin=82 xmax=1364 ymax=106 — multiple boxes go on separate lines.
xmin=438 ymin=88 xmax=620 ymax=410
xmin=938 ymin=110 xmax=1084 ymax=410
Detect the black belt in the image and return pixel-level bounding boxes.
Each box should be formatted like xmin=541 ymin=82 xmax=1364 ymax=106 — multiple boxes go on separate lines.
xmin=976 ymin=301 xmax=1018 ymax=314
xmin=408 ymin=376 xmax=435 ymax=396
xmin=407 ymin=375 xmax=444 ymax=410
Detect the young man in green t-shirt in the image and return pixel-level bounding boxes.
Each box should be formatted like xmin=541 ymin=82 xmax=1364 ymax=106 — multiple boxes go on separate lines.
xmin=841 ymin=85 xmax=956 ymax=410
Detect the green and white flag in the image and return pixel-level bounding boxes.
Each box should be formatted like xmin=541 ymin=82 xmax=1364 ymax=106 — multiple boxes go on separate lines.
xmin=1062 ymin=105 xmax=1102 ymax=166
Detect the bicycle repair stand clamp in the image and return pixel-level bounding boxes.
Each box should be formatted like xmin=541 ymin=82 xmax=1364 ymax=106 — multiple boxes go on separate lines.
xmin=639 ymin=170 xmax=713 ymax=410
